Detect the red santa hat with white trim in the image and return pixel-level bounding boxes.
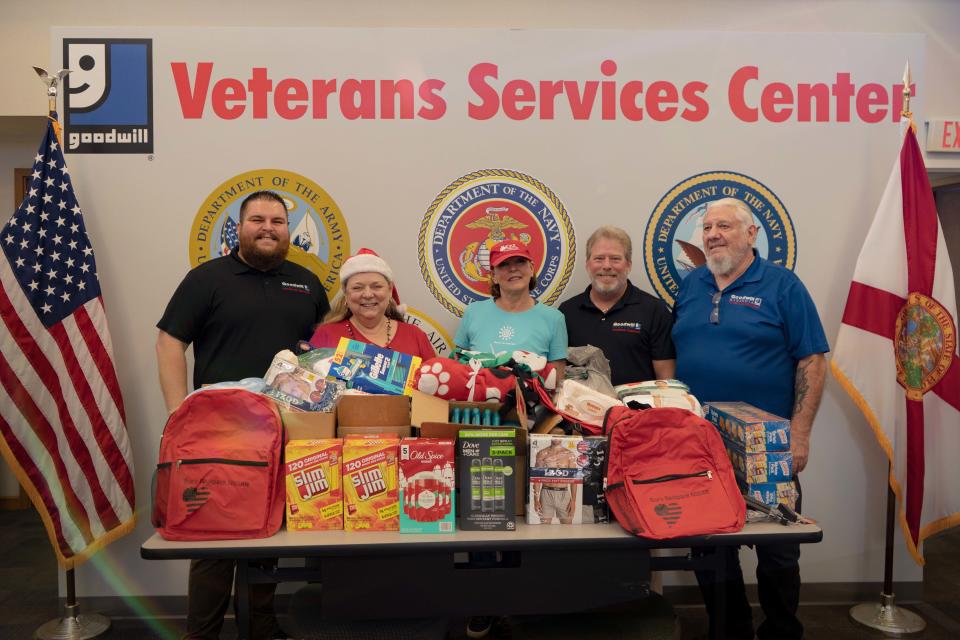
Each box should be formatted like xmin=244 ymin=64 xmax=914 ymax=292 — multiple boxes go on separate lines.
xmin=339 ymin=248 xmax=405 ymax=314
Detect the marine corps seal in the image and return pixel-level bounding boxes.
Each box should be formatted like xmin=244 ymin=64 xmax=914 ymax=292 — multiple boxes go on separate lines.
xmin=419 ymin=169 xmax=575 ymax=317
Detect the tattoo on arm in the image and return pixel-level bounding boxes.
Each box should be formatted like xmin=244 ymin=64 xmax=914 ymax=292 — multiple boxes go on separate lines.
xmin=793 ymin=360 xmax=811 ymax=416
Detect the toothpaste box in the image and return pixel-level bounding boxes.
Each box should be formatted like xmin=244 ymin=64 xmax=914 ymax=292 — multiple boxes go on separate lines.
xmin=342 ymin=435 xmax=400 ymax=531
xmin=580 ymin=436 xmax=610 ymax=524
xmin=726 ymin=445 xmax=793 ymax=484
xmin=399 ymin=438 xmax=456 ymax=534
xmin=458 ymin=429 xmax=516 ymax=531
xmin=329 ymin=338 xmax=420 ymax=396
xmin=527 ymin=434 xmax=584 ymax=526
xmin=285 ymin=439 xmax=343 ymax=531
xmin=737 ymin=474 xmax=799 ymax=510
xmin=704 ymin=402 xmax=790 ymax=453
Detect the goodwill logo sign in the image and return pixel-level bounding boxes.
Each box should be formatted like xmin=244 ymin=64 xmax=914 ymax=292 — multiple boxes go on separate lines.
xmin=643 ymin=171 xmax=795 ymax=306
xmin=62 ymin=38 xmax=153 ymax=154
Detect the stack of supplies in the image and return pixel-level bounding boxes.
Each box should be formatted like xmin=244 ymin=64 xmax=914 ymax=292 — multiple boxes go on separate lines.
xmin=704 ymin=402 xmax=798 ymax=509
xmin=615 ymin=379 xmax=703 ymax=415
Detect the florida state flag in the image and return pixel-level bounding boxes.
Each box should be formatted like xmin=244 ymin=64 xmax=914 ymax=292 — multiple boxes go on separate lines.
xmin=831 ymin=125 xmax=960 ymax=564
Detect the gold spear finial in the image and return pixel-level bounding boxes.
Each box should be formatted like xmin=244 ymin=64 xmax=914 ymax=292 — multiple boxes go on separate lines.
xmin=33 ymin=66 xmax=72 ymax=114
xmin=901 ymin=61 xmax=915 ymax=133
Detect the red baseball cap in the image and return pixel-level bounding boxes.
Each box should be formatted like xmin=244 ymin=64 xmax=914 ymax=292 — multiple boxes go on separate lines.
xmin=488 ymin=240 xmax=535 ymax=268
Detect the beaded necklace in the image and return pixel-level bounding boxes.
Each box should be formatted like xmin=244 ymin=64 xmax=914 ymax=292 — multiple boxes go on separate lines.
xmin=345 ymin=317 xmax=392 ymax=347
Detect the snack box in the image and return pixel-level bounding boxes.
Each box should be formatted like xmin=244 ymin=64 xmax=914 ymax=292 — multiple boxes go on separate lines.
xmin=342 ymin=434 xmax=400 ymax=531
xmin=458 ymin=429 xmax=517 ymax=531
xmin=704 ymin=402 xmax=790 ymax=453
xmin=285 ymin=439 xmax=343 ymax=531
xmin=399 ymin=438 xmax=455 ymax=534
xmin=527 ymin=434 xmax=584 ymax=526
xmin=725 ymin=444 xmax=793 ymax=484
xmin=329 ymin=338 xmax=420 ymax=396
xmin=737 ymin=474 xmax=799 ymax=510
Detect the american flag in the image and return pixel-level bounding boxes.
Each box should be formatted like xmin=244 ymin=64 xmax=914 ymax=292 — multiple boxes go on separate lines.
xmin=0 ymin=114 xmax=135 ymax=568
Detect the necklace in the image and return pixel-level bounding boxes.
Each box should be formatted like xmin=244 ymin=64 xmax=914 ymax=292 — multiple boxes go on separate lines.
xmin=346 ymin=317 xmax=392 ymax=347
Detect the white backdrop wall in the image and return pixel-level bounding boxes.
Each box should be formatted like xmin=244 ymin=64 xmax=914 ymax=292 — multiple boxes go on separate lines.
xmin=0 ymin=2 xmax=956 ymax=601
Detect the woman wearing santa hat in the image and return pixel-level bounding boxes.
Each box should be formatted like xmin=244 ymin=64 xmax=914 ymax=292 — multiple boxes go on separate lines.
xmin=309 ymin=248 xmax=436 ymax=359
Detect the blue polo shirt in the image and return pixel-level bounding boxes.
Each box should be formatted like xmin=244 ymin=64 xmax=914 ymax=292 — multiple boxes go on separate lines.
xmin=672 ymin=251 xmax=829 ymax=418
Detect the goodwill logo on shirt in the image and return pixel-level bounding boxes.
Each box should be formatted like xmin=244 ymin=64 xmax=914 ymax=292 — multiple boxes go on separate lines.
xmin=612 ymin=321 xmax=643 ymax=333
xmin=729 ymin=295 xmax=762 ymax=309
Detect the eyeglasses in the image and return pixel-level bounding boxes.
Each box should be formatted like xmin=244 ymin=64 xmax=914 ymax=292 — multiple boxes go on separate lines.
xmin=710 ymin=292 xmax=721 ymax=325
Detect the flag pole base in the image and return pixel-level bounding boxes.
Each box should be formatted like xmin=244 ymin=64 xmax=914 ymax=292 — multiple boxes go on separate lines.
xmin=34 ymin=603 xmax=110 ymax=640
xmin=849 ymin=593 xmax=926 ymax=635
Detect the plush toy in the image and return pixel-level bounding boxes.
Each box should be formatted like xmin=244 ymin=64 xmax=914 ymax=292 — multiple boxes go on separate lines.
xmin=414 ymin=358 xmax=516 ymax=402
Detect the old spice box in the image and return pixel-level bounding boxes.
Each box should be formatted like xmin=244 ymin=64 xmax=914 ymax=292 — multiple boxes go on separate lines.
xmin=285 ymin=439 xmax=343 ymax=531
xmin=399 ymin=438 xmax=455 ymax=534
xmin=342 ymin=435 xmax=400 ymax=531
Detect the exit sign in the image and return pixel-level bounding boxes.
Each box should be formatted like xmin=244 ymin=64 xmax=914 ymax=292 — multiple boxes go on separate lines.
xmin=927 ymin=120 xmax=960 ymax=152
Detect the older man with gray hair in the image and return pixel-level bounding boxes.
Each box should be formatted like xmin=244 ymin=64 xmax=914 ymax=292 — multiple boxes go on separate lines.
xmin=671 ymin=197 xmax=828 ymax=640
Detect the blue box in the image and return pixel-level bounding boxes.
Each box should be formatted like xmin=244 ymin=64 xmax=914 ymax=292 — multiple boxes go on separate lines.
xmin=725 ymin=445 xmax=793 ymax=484
xmin=705 ymin=402 xmax=790 ymax=453
xmin=329 ymin=338 xmax=421 ymax=396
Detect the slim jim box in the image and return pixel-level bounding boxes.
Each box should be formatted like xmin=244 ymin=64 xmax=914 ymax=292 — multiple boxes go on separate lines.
xmin=342 ymin=435 xmax=400 ymax=531
xmin=399 ymin=438 xmax=455 ymax=534
xmin=458 ymin=429 xmax=516 ymax=531
xmin=285 ymin=439 xmax=343 ymax=531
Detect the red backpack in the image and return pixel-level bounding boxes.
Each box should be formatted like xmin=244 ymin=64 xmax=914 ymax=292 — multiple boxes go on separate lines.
xmin=152 ymin=388 xmax=285 ymax=541
xmin=603 ymin=406 xmax=745 ymax=539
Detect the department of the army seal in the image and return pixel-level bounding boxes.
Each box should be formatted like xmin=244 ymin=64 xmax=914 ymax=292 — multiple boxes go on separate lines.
xmin=190 ymin=169 xmax=350 ymax=297
xmin=643 ymin=171 xmax=796 ymax=306
xmin=418 ymin=169 xmax=576 ymax=317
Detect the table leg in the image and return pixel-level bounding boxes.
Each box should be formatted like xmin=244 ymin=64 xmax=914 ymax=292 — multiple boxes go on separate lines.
xmin=236 ymin=560 xmax=251 ymax=640
xmin=713 ymin=547 xmax=727 ymax=640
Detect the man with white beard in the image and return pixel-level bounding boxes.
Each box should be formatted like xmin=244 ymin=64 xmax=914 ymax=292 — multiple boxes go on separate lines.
xmin=672 ymin=197 xmax=828 ymax=640
xmin=559 ymin=226 xmax=675 ymax=385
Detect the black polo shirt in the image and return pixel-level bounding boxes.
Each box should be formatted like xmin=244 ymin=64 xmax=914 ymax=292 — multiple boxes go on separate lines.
xmin=158 ymin=248 xmax=330 ymax=389
xmin=558 ymin=281 xmax=675 ymax=386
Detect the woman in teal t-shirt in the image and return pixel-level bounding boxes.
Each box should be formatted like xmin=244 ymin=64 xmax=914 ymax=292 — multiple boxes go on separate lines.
xmin=454 ymin=240 xmax=568 ymax=379
xmin=456 ymin=239 xmax=568 ymax=640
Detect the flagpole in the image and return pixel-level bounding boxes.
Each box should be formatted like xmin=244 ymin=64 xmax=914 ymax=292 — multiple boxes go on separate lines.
xmin=27 ymin=65 xmax=111 ymax=640
xmin=848 ymin=62 xmax=925 ymax=636
xmin=849 ymin=463 xmax=925 ymax=634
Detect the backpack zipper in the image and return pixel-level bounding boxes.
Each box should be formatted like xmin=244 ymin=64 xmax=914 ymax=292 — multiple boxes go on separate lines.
xmin=157 ymin=458 xmax=268 ymax=469
xmin=632 ymin=470 xmax=712 ymax=484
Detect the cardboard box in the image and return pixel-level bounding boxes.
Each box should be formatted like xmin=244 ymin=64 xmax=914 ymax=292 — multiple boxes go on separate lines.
xmin=413 ymin=388 xmax=529 ymax=516
xmin=342 ymin=435 xmax=400 ymax=531
xmin=336 ymin=394 xmax=412 ymax=438
xmin=285 ymin=439 xmax=343 ymax=531
xmin=281 ymin=410 xmax=336 ymax=440
xmin=737 ymin=473 xmax=799 ymax=510
xmin=527 ymin=434 xmax=584 ymax=526
xmin=580 ymin=436 xmax=610 ymax=524
xmin=458 ymin=429 xmax=517 ymax=531
xmin=704 ymin=402 xmax=790 ymax=453
xmin=725 ymin=445 xmax=793 ymax=484
xmin=399 ymin=438 xmax=456 ymax=534
xmin=329 ymin=338 xmax=420 ymax=396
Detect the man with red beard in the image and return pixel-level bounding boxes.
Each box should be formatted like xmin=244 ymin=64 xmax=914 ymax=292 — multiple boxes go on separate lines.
xmin=672 ymin=198 xmax=827 ymax=640
xmin=156 ymin=190 xmax=328 ymax=639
